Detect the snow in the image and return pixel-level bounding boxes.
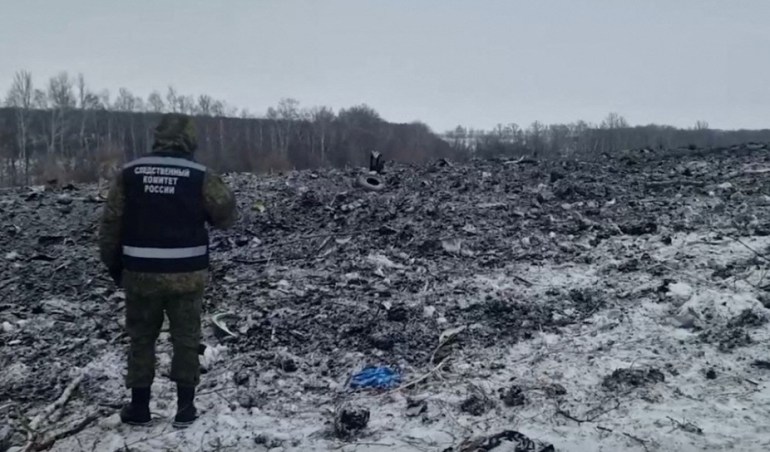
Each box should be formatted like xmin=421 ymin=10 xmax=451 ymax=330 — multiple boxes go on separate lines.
xmin=366 ymin=253 xmax=404 ymax=269
xmin=30 ymin=231 xmax=770 ymax=451
xmin=667 ymin=282 xmax=693 ymax=301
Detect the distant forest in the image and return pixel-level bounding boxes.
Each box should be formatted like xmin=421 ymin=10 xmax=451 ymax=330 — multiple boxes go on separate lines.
xmin=0 ymin=70 xmax=455 ymax=186
xmin=443 ymin=114 xmax=770 ymax=160
xmin=1 ymin=70 xmax=769 ymax=186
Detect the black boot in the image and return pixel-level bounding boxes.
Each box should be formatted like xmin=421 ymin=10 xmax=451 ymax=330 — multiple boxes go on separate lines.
xmin=173 ymin=385 xmax=197 ymax=428
xmin=120 ymin=387 xmax=151 ymax=425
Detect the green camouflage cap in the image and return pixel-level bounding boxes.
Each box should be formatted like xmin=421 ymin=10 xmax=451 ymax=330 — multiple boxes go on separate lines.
xmin=153 ymin=113 xmax=198 ymax=153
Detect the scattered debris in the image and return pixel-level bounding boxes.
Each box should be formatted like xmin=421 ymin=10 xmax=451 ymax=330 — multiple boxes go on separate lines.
xmin=349 ymin=366 xmax=401 ymax=390
xmin=543 ymin=383 xmax=567 ymax=398
xmin=333 ymin=403 xmax=370 ymax=438
xmin=602 ymin=367 xmax=665 ymax=391
xmin=499 ymin=384 xmax=528 ymax=407
xmin=700 ymin=326 xmax=754 ymax=352
xmin=3 ymin=146 xmax=770 ymax=450
xmin=405 ymin=397 xmax=428 ymax=417
xmin=385 ymin=304 xmax=410 ymax=322
xmin=233 ymin=370 xmax=250 ymax=386
xmin=461 ymin=386 xmax=495 ymax=416
xmin=727 ymin=309 xmax=767 ymax=328
xmin=369 ymin=151 xmax=385 ymax=174
xmin=667 ymin=416 xmax=704 ymax=435
xmin=556 ymin=399 xmax=622 ymax=424
xmin=211 ymin=312 xmax=239 ymax=338
xmin=432 ymin=325 xmax=467 ymax=364
xmin=253 ymin=433 xmax=284 ymax=448
xmin=356 ymin=173 xmax=385 ymax=191
xmin=447 ymin=430 xmax=555 ymax=452
xmin=237 ymin=391 xmax=263 ymax=409
xmin=619 ymin=221 xmax=658 ymax=236
xmin=276 ymin=356 xmax=298 ymax=373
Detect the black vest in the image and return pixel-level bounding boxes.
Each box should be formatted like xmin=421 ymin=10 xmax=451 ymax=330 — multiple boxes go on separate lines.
xmin=121 ymin=154 xmax=209 ymax=273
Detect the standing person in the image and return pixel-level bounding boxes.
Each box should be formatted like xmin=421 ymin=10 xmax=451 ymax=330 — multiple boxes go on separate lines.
xmin=98 ymin=113 xmax=237 ymax=428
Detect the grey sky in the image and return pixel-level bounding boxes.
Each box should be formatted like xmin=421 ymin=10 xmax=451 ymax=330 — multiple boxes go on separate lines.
xmin=1 ymin=0 xmax=768 ymax=132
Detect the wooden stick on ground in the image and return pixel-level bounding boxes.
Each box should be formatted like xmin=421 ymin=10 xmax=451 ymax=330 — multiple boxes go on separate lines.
xmin=512 ymin=275 xmax=534 ymax=287
xmin=32 ymin=411 xmax=100 ymax=451
xmin=23 ymin=374 xmax=85 ymax=452
xmin=29 ymin=374 xmax=85 ymax=432
xmin=730 ymin=237 xmax=770 ymax=263
xmin=622 ymin=432 xmax=650 ymax=452
xmin=555 ymin=399 xmax=621 ymax=425
xmin=381 ymin=357 xmax=450 ymax=397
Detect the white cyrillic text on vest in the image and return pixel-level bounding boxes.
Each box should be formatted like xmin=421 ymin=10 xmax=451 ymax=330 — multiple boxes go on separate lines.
xmin=135 ymin=166 xmax=191 ymax=196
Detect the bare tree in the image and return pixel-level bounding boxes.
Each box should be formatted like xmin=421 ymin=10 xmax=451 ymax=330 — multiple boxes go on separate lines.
xmin=267 ymin=98 xmax=301 ymax=158
xmin=147 ymin=91 xmax=164 ymax=113
xmin=76 ymin=74 xmax=88 ymax=109
xmin=336 ymin=104 xmax=384 ymax=165
xmin=211 ymin=100 xmax=225 ymax=117
xmin=693 ymin=120 xmax=713 ymax=148
xmin=48 ymin=72 xmax=76 ymax=108
xmin=166 ymin=86 xmax=179 ymax=112
xmin=5 ymin=70 xmax=34 ymax=183
xmin=198 ymin=95 xmax=213 ymax=116
xmin=240 ymin=108 xmax=254 ymax=119
xmin=277 ymin=98 xmax=300 ymax=121
xmin=133 ymin=95 xmax=146 ymax=113
xmin=600 ymin=112 xmax=629 ymax=152
xmin=308 ymin=106 xmax=335 ymax=163
xmin=526 ymin=121 xmax=545 ymax=156
xmin=33 ymin=89 xmax=47 ymax=108
xmin=76 ymin=74 xmax=101 ymax=157
xmin=338 ymin=103 xmax=382 ymax=129
xmin=113 ymin=88 xmax=140 ymax=158
xmin=47 ymin=71 xmax=76 ymax=156
xmin=601 ymin=112 xmax=628 ymax=129
xmin=694 ymin=120 xmax=709 ymax=130
xmin=97 ymin=90 xmax=110 ymax=110
xmin=113 ymin=88 xmax=137 ymax=112
xmin=175 ymin=95 xmax=195 ymax=115
xmin=547 ymin=124 xmax=571 ymax=156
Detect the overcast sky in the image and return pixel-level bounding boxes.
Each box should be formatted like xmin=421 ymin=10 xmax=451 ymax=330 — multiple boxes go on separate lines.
xmin=1 ymin=0 xmax=768 ymax=132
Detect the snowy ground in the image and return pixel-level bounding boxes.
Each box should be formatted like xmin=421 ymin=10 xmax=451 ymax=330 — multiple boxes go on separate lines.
xmin=4 ymin=148 xmax=770 ymax=452
xmin=27 ymin=229 xmax=770 ymax=452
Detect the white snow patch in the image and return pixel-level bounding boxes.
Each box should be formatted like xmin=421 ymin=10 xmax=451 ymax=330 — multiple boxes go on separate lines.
xmin=667 ymin=281 xmax=693 ymax=301
xmin=3 ymin=362 xmax=29 ymax=385
xmin=717 ymin=182 xmax=734 ymax=190
xmin=366 ymin=253 xmax=403 ymax=269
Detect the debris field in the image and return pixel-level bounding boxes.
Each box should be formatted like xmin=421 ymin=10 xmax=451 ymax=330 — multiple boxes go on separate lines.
xmin=2 ymin=144 xmax=770 ymax=451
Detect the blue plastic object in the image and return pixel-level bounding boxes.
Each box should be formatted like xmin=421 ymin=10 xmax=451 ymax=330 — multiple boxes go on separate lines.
xmin=349 ymin=366 xmax=402 ymax=390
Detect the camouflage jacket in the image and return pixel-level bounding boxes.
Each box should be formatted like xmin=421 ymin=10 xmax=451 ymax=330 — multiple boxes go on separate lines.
xmin=98 ymin=152 xmax=237 ymax=291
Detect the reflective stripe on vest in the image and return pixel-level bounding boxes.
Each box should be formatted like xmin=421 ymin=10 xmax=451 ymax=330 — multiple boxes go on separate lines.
xmin=123 ymin=156 xmax=207 ymax=172
xmin=123 ymin=245 xmax=208 ymax=259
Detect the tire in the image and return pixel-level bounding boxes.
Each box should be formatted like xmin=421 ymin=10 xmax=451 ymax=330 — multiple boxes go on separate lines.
xmin=357 ymin=174 xmax=385 ymax=191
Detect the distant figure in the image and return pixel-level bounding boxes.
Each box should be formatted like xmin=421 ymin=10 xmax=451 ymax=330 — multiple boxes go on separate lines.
xmin=369 ymin=150 xmax=385 ymax=173
xmin=98 ymin=114 xmax=237 ymax=428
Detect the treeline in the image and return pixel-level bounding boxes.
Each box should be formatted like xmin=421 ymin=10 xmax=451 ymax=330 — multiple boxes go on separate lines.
xmin=4 ymin=70 xmax=769 ymax=187
xmin=0 ymin=70 xmax=456 ymax=186
xmin=442 ymin=113 xmax=770 ymax=159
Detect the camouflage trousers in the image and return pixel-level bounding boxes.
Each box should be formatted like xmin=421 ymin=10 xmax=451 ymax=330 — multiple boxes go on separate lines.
xmin=123 ymin=271 xmax=206 ymax=388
